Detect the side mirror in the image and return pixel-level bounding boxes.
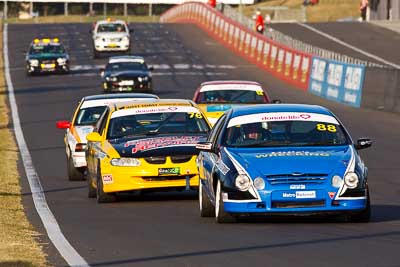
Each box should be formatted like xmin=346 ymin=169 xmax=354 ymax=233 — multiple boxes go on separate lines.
xmin=56 ymin=121 xmax=71 ymax=129
xmin=129 ymin=28 xmax=134 ymax=33
xmin=99 ymin=67 xmax=105 ymax=77
xmin=272 ymin=99 xmax=281 ymax=104
xmin=196 ymin=141 xmax=214 ymax=152
xmin=355 ymin=138 xmax=372 ymax=150
xmin=148 ymin=66 xmax=154 ymax=71
xmin=86 ymin=132 xmax=102 ymax=143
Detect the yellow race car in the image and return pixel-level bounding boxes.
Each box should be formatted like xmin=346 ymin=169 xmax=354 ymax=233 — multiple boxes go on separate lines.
xmin=193 ymin=80 xmax=278 ymax=126
xmin=85 ymin=99 xmax=211 ymax=203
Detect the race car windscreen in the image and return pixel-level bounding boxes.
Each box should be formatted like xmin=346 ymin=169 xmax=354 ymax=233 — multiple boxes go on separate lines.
xmin=97 ymin=23 xmax=126 ymax=33
xmin=75 ymin=106 xmax=107 ymax=126
xmin=197 ymin=90 xmax=267 ymax=104
xmin=29 ymin=44 xmax=65 ymax=55
xmin=224 ymin=120 xmax=349 ymax=147
xmin=107 ymin=112 xmax=210 ymax=139
xmin=106 ymin=62 xmax=147 ymax=72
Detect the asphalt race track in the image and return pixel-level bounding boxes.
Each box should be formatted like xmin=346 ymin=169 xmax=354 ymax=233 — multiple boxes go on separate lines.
xmin=7 ymin=23 xmax=400 ymax=267
xmin=271 ymin=22 xmax=400 ymax=66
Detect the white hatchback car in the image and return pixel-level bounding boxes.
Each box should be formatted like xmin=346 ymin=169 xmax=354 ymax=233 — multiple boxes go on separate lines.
xmin=92 ymin=19 xmax=132 ymax=58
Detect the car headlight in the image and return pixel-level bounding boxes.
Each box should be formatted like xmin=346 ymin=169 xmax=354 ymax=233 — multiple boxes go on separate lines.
xmin=235 ymin=174 xmax=251 ymax=191
xmin=138 ymin=76 xmax=148 ymax=82
xmin=344 ymin=172 xmax=359 ymax=189
xmin=331 ymin=175 xmax=343 ymax=188
xmin=57 ymin=58 xmax=67 ymax=65
xmin=122 ymin=36 xmax=129 ymax=42
xmin=253 ymin=177 xmax=265 ymax=190
xmin=110 ymin=158 xmax=141 ymax=167
xmin=105 ymin=76 xmax=117 ymax=82
xmin=28 ymin=59 xmax=39 ymax=67
xmin=95 ymin=36 xmax=102 ymax=42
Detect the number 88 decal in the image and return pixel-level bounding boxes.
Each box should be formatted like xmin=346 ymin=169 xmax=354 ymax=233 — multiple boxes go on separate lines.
xmin=316 ymin=123 xmax=337 ymax=133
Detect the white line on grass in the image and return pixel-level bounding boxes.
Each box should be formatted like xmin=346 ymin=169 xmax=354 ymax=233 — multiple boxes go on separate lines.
xmin=3 ymin=24 xmax=89 ymax=267
xmin=297 ymin=22 xmax=400 ymax=69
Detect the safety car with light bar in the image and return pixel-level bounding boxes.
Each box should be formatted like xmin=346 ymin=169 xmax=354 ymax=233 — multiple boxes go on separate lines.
xmin=196 ymin=104 xmax=372 ymax=223
xmin=25 ymin=38 xmax=70 ymax=75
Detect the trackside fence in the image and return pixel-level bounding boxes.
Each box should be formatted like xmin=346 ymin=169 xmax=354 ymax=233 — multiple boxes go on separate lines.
xmin=161 ymin=2 xmax=400 ymax=111
xmin=161 ymin=2 xmax=312 ymax=90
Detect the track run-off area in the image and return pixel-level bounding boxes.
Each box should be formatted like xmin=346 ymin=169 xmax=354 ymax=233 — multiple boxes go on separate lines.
xmin=4 ymin=22 xmax=400 ymax=267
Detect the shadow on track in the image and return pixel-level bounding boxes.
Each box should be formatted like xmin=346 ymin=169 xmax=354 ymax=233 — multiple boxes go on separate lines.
xmin=87 ymin=230 xmax=400 ymax=267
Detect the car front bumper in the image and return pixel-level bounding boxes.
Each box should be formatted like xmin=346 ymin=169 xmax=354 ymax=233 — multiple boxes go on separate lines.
xmin=100 ymin=158 xmax=199 ymax=193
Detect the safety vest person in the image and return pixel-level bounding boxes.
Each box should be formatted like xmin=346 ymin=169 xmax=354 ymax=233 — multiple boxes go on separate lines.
xmin=208 ymin=0 xmax=216 ymax=8
xmin=255 ymin=10 xmax=264 ymax=34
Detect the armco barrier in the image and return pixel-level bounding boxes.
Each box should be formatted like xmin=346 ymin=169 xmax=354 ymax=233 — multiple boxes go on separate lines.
xmin=308 ymin=57 xmax=365 ymax=108
xmin=160 ymin=2 xmax=311 ymax=90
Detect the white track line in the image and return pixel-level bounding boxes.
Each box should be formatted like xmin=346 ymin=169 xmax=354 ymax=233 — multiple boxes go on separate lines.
xmin=3 ymin=24 xmax=89 ymax=267
xmin=297 ymin=22 xmax=400 ymax=69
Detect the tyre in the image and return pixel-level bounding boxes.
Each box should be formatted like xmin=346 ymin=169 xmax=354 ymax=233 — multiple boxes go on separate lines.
xmin=215 ymin=180 xmax=236 ymax=223
xmin=93 ymin=50 xmax=100 ymax=59
xmin=96 ymin=171 xmax=116 ymax=203
xmin=349 ymin=189 xmax=371 ymax=223
xmin=199 ymin=179 xmax=215 ymax=217
xmin=67 ymin=154 xmax=84 ymax=181
xmin=87 ymin=173 xmax=96 ymax=198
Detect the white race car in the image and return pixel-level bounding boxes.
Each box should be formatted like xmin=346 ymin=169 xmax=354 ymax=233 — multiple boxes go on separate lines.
xmin=92 ymin=19 xmax=133 ymax=58
xmin=56 ymin=93 xmax=158 ymax=181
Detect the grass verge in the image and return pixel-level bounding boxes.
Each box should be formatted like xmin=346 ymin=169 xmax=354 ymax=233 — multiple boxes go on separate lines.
xmin=6 ymin=15 xmax=160 ymax=24
xmin=0 ymin=24 xmax=48 ymax=267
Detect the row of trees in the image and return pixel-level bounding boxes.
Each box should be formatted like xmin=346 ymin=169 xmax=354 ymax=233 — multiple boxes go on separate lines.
xmin=0 ymin=2 xmax=172 ymax=17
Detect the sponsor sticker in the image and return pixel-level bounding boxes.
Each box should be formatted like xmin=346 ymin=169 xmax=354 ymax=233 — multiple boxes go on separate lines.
xmin=290 ymin=184 xmax=306 ymax=190
xmin=102 ymin=174 xmax=113 ymax=184
xmin=282 ymin=192 xmax=296 ymax=198
xmin=215 ymin=159 xmax=230 ymax=175
xmin=125 ymin=136 xmax=202 ymax=153
xmin=296 ymin=191 xmax=316 ymax=199
xmin=158 ymin=167 xmax=180 ymax=175
xmin=256 ymin=151 xmax=330 ymax=158
xmin=328 ymin=192 xmax=336 ymax=199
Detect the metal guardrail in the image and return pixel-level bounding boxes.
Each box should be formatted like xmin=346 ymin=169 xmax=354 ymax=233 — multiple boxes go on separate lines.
xmin=221 ymin=4 xmax=389 ymax=68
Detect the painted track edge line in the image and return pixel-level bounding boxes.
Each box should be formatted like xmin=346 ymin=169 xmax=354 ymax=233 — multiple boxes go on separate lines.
xmin=297 ymin=22 xmax=400 ymax=69
xmin=3 ymin=24 xmax=89 ymax=267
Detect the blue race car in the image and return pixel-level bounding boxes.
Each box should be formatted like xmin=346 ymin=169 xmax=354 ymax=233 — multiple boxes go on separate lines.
xmin=196 ymin=104 xmax=372 ymax=223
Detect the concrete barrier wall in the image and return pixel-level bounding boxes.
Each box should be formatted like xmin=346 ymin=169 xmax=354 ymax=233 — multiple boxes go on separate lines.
xmin=362 ymin=68 xmax=400 ymax=112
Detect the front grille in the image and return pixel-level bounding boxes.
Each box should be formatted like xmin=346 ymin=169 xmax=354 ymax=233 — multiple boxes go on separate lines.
xmin=107 ymin=38 xmax=121 ymax=42
xmin=143 ymin=155 xmax=193 ymax=164
xmin=266 ymin=173 xmax=327 ymax=185
xmin=144 ymin=156 xmax=166 ymax=164
xmin=171 ymin=155 xmax=192 ymax=163
xmin=41 ymin=59 xmax=55 ymax=64
xmin=142 ymin=174 xmax=196 ymax=181
xmin=272 ymin=200 xmax=325 ymax=208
